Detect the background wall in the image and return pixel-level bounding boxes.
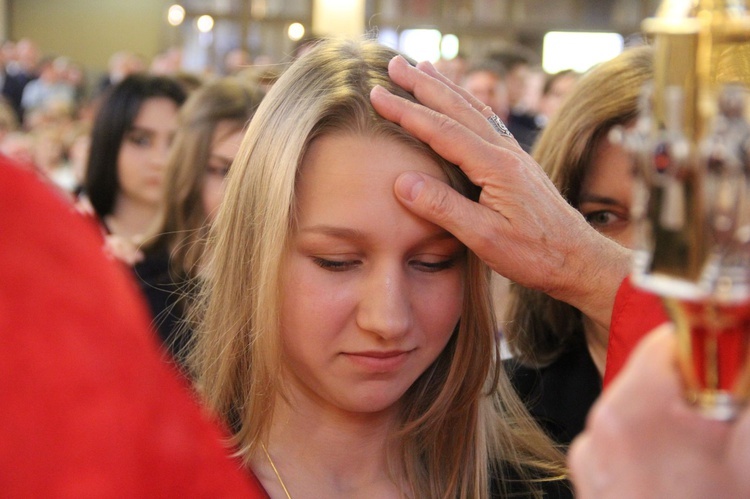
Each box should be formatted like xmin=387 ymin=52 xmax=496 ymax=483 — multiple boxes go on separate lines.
xmin=0 ymin=0 xmax=7 ymax=41
xmin=9 ymin=0 xmax=167 ymax=74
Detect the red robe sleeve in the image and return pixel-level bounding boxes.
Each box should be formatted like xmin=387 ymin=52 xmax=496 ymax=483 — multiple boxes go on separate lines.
xmin=0 ymin=157 xmax=267 ymax=498
xmin=603 ymin=276 xmax=669 ymax=387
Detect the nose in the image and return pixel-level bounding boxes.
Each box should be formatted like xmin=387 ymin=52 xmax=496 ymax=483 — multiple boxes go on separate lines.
xmin=151 ymin=137 xmax=172 ymax=169
xmin=356 ymin=263 xmax=412 ymax=341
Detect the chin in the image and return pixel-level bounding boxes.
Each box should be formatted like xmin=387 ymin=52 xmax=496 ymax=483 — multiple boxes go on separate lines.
xmin=337 ymin=385 xmax=411 ymax=415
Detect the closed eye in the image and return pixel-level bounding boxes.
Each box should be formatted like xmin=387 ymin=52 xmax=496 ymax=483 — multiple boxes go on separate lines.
xmin=206 ymin=163 xmax=231 ymax=178
xmin=312 ymin=257 xmax=361 ymax=272
xmin=126 ymin=130 xmax=152 ymax=147
xmin=410 ymin=258 xmax=458 ymax=273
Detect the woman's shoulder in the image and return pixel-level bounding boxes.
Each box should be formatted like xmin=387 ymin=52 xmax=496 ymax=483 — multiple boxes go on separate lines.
xmin=503 ymin=356 xmax=542 ymax=401
xmin=503 ymin=342 xmax=599 ymax=398
xmin=503 ymin=342 xmax=602 ymax=445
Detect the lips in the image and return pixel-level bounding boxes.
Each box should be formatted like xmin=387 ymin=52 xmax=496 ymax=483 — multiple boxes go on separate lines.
xmin=352 ymin=350 xmax=407 ymax=358
xmin=343 ymin=350 xmax=413 ymax=372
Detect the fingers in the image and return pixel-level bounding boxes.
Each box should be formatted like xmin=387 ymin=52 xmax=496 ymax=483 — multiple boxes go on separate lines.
xmin=570 ymin=324 xmax=737 ymax=498
xmin=413 ymin=60 xmax=487 ymax=113
xmin=414 ymin=60 xmax=503 ymax=124
xmin=394 ymin=171 xmax=505 ymax=261
xmin=581 ymin=325 xmax=681 ymax=437
xmin=728 ymin=407 xmax=750 ymax=494
xmin=371 ymin=84 xmax=520 ymax=189
xmin=388 ymin=55 xmax=521 ymax=148
xmin=568 ymin=432 xmax=609 ymax=499
xmin=387 ymin=56 xmax=487 ymax=136
xmin=568 ymin=327 xmax=679 ymax=499
xmin=610 ymin=324 xmax=680 ymax=399
xmin=371 ymin=59 xmax=550 ymax=191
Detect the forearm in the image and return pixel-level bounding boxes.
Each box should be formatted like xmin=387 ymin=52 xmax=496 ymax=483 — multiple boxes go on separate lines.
xmin=547 ymin=215 xmax=632 ymax=331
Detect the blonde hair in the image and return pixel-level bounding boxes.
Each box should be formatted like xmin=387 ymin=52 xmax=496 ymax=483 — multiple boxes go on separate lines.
xmin=146 ymin=76 xmax=263 ymax=278
xmin=506 ymin=45 xmax=654 ymax=366
xmin=190 ymin=38 xmax=565 ymax=498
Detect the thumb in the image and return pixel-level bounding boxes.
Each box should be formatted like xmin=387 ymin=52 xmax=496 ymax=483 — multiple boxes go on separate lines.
xmin=394 ymin=171 xmax=492 ymax=251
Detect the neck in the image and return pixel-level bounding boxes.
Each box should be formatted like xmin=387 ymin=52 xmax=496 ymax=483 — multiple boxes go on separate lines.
xmin=106 ymin=195 xmax=160 ymax=241
xmin=252 ymin=392 xmax=403 ymax=498
xmin=583 ymin=315 xmax=608 ymax=378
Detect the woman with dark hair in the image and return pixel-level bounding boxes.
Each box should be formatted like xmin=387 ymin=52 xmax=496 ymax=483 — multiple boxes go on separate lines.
xmin=83 ymin=73 xmax=187 ymax=253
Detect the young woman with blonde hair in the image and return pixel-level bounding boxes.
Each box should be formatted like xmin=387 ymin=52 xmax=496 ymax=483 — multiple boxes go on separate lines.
xmin=189 ymin=38 xmax=568 ymax=498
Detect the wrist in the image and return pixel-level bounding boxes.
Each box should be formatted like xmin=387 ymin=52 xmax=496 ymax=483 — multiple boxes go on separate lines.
xmin=550 ymin=222 xmax=631 ymax=330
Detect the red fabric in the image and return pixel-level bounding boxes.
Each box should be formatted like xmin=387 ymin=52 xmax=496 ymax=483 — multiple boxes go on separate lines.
xmin=603 ymin=276 xmax=668 ymax=387
xmin=0 ymin=158 xmax=265 ymax=497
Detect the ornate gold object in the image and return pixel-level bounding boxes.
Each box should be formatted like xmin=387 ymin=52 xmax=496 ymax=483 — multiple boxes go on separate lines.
xmin=627 ymin=0 xmax=750 ymax=420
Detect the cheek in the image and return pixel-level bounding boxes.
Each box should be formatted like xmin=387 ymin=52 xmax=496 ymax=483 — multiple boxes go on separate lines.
xmin=117 ymin=144 xmax=150 ymax=178
xmin=278 ymin=263 xmax=357 ymax=380
xmin=415 ymin=274 xmax=464 ymax=344
xmin=278 ymin=257 xmax=352 ymax=340
xmin=201 ymin=178 xmax=225 ymax=221
xmin=116 ymin=148 xmax=137 ymax=187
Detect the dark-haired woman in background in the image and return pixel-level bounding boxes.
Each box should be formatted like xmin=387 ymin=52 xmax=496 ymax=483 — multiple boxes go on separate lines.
xmin=83 ymin=73 xmax=187 ymax=260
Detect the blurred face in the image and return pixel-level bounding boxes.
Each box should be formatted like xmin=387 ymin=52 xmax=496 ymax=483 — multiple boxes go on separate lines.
xmin=539 ymin=73 xmax=579 ymax=120
xmin=117 ymin=97 xmax=179 ymax=207
xmin=0 ymin=132 xmax=34 ymax=167
xmin=280 ymin=132 xmax=465 ymax=417
xmin=579 ymin=131 xmax=636 ymax=247
xmin=202 ymin=121 xmax=244 ymax=223
xmin=520 ymin=69 xmax=545 ymax=114
xmin=463 ymin=70 xmax=509 ymax=120
xmin=506 ymin=64 xmax=529 ymax=108
xmin=16 ymin=39 xmax=39 ymax=71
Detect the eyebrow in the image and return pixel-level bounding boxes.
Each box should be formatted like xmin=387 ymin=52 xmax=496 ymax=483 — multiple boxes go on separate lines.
xmin=298 ymin=225 xmax=457 ymax=243
xmin=578 ymin=194 xmax=624 ymax=206
xmin=126 ymin=126 xmax=155 ymax=134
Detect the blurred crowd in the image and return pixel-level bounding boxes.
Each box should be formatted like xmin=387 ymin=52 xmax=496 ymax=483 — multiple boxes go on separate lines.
xmin=2 ymin=36 xmax=582 ymax=198
xmin=0 ymin=38 xmax=277 ymax=196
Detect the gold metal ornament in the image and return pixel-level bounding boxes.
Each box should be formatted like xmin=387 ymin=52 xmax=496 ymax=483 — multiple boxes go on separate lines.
xmin=626 ymin=0 xmax=750 ymax=420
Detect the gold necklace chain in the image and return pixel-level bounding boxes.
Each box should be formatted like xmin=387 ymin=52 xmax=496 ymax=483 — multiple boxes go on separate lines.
xmin=261 ymin=443 xmax=292 ymax=499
